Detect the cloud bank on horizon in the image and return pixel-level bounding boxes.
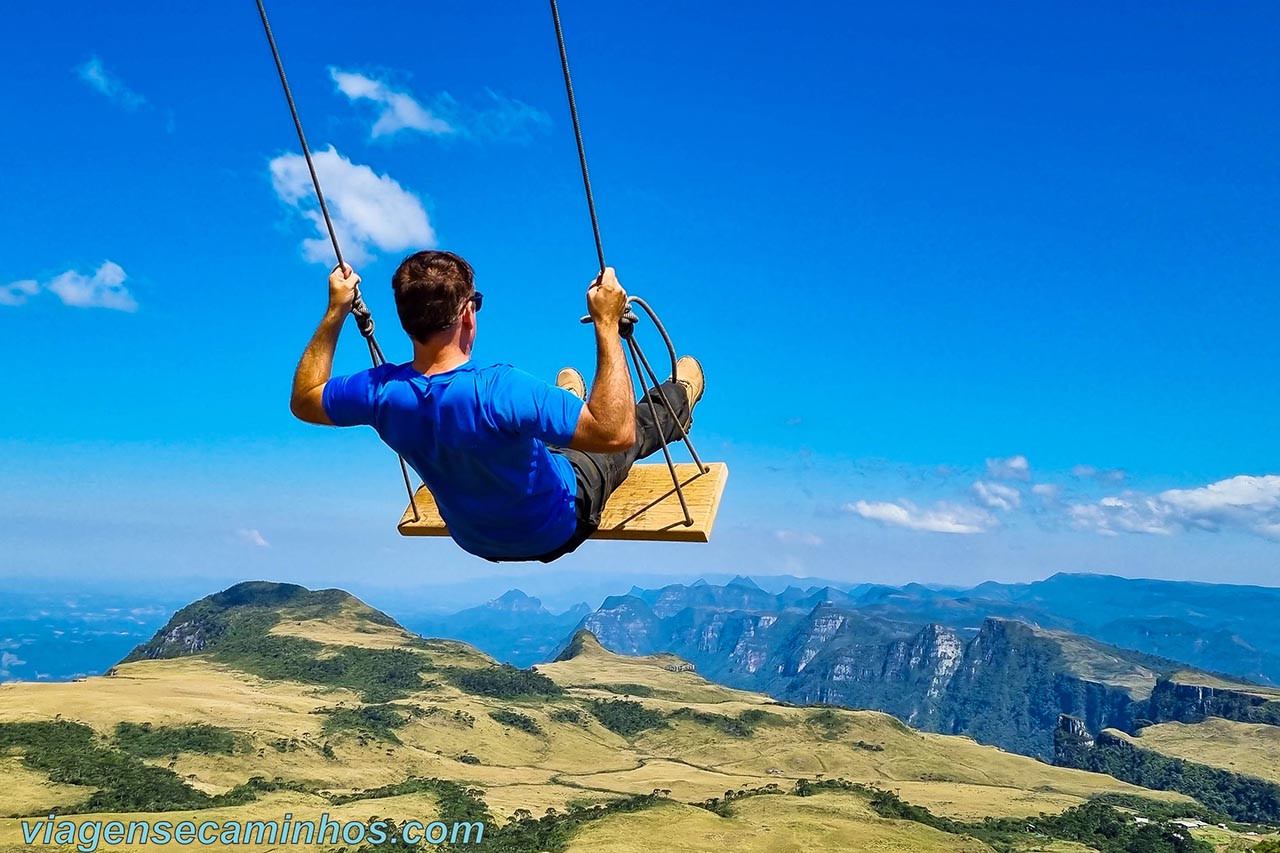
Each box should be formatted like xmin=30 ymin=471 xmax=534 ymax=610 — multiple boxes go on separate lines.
xmin=848 ymin=456 xmax=1280 ymax=542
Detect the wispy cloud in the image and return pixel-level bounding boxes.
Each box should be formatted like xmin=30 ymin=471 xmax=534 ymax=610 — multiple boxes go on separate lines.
xmin=330 ymin=69 xmax=454 ymax=139
xmin=985 ymin=455 xmax=1031 ymax=481
xmin=269 ymin=146 xmax=435 ymax=265
xmin=0 ymin=651 xmax=26 ymax=678
xmin=775 ymin=529 xmax=824 ymax=546
xmin=972 ymin=480 xmax=1022 ymax=512
xmin=846 ymin=500 xmax=996 ymax=534
xmin=47 ymin=262 xmax=135 ymax=311
xmin=2 ymin=262 xmax=136 ymax=311
xmin=1072 ymin=464 xmax=1127 ymax=484
xmin=465 ymin=89 xmax=553 ymax=140
xmin=330 ymin=69 xmax=549 ymax=142
xmin=236 ymin=528 xmax=270 ymax=548
xmin=1069 ymin=474 xmax=1280 ymax=540
xmin=76 ymin=56 xmax=146 ymax=110
xmin=0 ymin=280 xmax=40 ymax=307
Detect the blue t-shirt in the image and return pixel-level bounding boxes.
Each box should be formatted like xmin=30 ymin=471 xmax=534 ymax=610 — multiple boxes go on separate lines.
xmin=322 ymin=361 xmax=585 ymax=559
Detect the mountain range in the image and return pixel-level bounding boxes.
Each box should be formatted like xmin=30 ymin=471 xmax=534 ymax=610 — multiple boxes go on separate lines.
xmin=7 ymin=580 xmax=1252 ymax=852
xmin=395 ymin=573 xmax=1280 ymax=763
xmin=402 ymin=589 xmax=591 ymax=668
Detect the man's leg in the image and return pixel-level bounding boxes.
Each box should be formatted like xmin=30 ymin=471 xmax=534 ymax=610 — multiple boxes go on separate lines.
xmin=557 ymin=380 xmax=692 ymax=525
xmin=541 ymin=359 xmax=702 ymax=560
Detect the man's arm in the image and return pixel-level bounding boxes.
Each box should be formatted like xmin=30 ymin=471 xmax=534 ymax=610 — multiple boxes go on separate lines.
xmin=570 ymin=268 xmax=637 ymax=453
xmin=290 ymin=265 xmax=359 ymax=426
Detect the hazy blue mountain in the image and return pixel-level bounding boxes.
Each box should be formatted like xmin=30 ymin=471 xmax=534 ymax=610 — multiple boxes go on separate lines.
xmin=853 ymin=573 xmax=1280 ymax=684
xmin=567 ymin=579 xmax=1271 ymax=759
xmin=401 ymin=589 xmax=590 ymax=667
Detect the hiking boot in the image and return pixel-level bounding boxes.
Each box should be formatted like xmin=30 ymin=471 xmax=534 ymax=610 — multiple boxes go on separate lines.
xmin=674 ymin=356 xmax=705 ymax=409
xmin=556 ymin=367 xmax=586 ymax=400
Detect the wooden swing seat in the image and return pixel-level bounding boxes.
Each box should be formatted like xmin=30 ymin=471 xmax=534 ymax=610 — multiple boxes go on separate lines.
xmin=397 ymin=462 xmax=729 ymax=543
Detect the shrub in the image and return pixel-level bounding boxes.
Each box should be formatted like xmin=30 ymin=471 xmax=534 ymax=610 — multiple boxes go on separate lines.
xmin=489 ymin=710 xmax=543 ymax=735
xmin=446 ymin=665 xmax=564 ymax=700
xmin=113 ymin=722 xmax=236 ymax=758
xmin=589 ymin=700 xmax=668 ymax=737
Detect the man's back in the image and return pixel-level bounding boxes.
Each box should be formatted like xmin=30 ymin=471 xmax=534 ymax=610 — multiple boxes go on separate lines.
xmin=323 ymin=361 xmax=584 ymax=559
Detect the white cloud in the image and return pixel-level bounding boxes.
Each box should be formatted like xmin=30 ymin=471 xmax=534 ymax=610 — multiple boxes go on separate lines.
xmin=236 ymin=528 xmax=270 ymax=548
xmin=775 ymin=529 xmax=824 ymax=546
xmin=467 ymin=88 xmax=553 ymax=140
xmin=3 ymin=263 xmax=136 ymax=311
xmin=846 ymin=500 xmax=996 ymax=535
xmin=1031 ymin=483 xmax=1061 ymax=499
xmin=1069 ymin=494 xmax=1176 ymax=537
xmin=77 ymin=56 xmax=146 ymax=110
xmin=330 ymin=69 xmax=454 ymax=139
xmin=46 ymin=262 xmax=136 ymax=311
xmin=972 ymin=481 xmax=1022 ymax=512
xmin=269 ymin=146 xmax=435 ymax=265
xmin=0 ymin=280 xmax=40 ymax=307
xmin=1072 ymin=464 xmax=1127 ymax=483
xmin=330 ymin=69 xmax=548 ymax=142
xmin=1070 ymin=474 xmax=1280 ymax=540
xmin=1159 ymin=475 xmax=1280 ymax=517
xmin=0 ymin=651 xmax=25 ymax=678
xmin=986 ymin=455 xmax=1031 ymax=481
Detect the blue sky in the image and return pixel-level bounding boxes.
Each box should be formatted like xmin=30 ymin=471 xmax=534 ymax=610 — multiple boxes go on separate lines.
xmin=2 ymin=0 xmax=1279 ymax=594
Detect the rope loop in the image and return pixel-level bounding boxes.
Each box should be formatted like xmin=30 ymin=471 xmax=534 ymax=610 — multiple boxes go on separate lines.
xmin=351 ymin=296 xmax=377 ymax=339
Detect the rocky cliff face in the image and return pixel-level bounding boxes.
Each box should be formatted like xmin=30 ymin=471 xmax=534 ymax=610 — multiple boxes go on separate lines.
xmin=1145 ymin=678 xmax=1280 ymax=726
xmin=577 ymin=594 xmax=1154 ymax=759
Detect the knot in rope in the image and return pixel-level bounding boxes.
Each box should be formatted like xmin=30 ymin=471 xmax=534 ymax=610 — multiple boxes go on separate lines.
xmin=351 ymin=294 xmax=376 ymax=339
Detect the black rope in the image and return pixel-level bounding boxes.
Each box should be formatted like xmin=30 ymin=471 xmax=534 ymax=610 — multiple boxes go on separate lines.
xmin=549 ymin=0 xmax=606 ymax=275
xmin=256 ymin=0 xmax=420 ymax=521
xmin=627 ymin=337 xmax=693 ymax=526
xmin=255 ymin=0 xmax=378 ymax=343
xmin=549 ymin=1 xmax=715 ymax=528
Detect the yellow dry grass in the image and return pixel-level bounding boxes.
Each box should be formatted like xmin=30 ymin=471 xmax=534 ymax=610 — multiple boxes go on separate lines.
xmin=1129 ymin=718 xmax=1280 ymax=783
xmin=1031 ymin=626 xmax=1159 ymax=700
xmin=268 ymin=612 xmax=417 ymax=650
xmin=0 ymin=658 xmax=354 ymax=739
xmin=1167 ymin=670 xmax=1280 ymax=700
xmin=0 ymin=789 xmax=442 ymax=853
xmin=0 ymin=610 xmax=1195 ymax=852
xmin=557 ymin=758 xmax=770 ymax=803
xmin=634 ymin=707 xmax=1187 ymax=810
xmin=0 ymin=757 xmax=89 ymax=817
xmin=536 ymin=634 xmax=751 ymax=704
xmin=887 ymin=781 xmax=1088 ymax=820
xmin=565 ymin=794 xmax=996 ymax=853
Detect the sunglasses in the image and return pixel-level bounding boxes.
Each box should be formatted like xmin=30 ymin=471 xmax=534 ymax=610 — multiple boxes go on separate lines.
xmin=470 ymin=291 xmax=484 ymax=312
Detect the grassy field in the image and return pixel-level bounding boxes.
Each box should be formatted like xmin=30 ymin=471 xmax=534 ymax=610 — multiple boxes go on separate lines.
xmin=0 ymin=592 xmax=1215 ymax=852
xmin=1167 ymin=670 xmax=1280 ymax=699
xmin=1034 ymin=626 xmax=1162 ymax=700
xmin=1129 ymin=718 xmax=1280 ymax=783
xmin=565 ymin=794 xmax=997 ymax=852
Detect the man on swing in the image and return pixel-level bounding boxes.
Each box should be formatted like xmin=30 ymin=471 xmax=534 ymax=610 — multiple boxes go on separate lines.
xmin=290 ymin=250 xmax=705 ymax=562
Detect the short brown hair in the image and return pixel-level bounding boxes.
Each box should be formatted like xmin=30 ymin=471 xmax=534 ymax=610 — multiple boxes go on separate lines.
xmin=391 ymin=250 xmax=475 ymax=342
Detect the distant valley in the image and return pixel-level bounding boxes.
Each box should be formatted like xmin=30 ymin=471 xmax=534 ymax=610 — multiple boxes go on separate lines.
xmin=390 ymin=574 xmax=1280 ymax=771
xmin=8 ymin=580 xmax=1255 ymax=852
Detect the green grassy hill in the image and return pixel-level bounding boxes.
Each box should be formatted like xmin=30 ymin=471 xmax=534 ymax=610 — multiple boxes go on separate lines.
xmin=0 ymin=582 xmax=1261 ymax=853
